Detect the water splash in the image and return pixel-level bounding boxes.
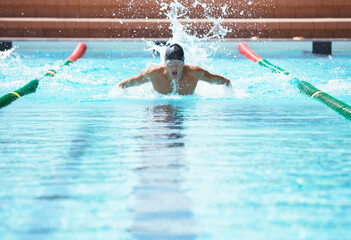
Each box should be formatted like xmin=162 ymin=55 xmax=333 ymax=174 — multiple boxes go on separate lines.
xmin=0 ymin=46 xmax=18 ymax=60
xmin=0 ymin=47 xmax=35 ymax=90
xmin=171 ymin=78 xmax=178 ymax=95
xmin=134 ymin=0 xmax=234 ymax=99
xmin=147 ymin=0 xmax=231 ymax=67
xmin=0 ymin=47 xmax=21 ymax=73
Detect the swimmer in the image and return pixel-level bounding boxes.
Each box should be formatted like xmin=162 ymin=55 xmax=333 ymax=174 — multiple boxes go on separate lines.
xmin=117 ymin=43 xmax=231 ymax=95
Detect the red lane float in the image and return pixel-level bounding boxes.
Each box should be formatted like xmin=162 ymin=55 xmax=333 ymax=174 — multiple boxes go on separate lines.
xmin=65 ymin=42 xmax=87 ymax=65
xmin=238 ymin=42 xmax=263 ymax=63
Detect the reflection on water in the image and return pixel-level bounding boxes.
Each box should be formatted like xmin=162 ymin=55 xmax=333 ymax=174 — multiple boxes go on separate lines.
xmin=29 ymin=111 xmax=107 ymax=234
xmin=130 ymin=104 xmax=196 ymax=239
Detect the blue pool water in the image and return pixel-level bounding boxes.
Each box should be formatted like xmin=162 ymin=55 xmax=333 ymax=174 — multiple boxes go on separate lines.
xmin=1 ymin=40 xmax=351 ymax=240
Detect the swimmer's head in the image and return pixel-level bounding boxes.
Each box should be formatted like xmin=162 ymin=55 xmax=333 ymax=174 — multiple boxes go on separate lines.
xmin=165 ymin=44 xmax=185 ymax=80
xmin=165 ymin=44 xmax=185 ymax=62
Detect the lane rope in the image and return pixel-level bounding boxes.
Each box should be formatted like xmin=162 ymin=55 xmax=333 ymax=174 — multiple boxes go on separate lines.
xmin=9 ymin=92 xmax=21 ymax=98
xmin=0 ymin=43 xmax=87 ymax=109
xmin=238 ymin=42 xmax=351 ymax=121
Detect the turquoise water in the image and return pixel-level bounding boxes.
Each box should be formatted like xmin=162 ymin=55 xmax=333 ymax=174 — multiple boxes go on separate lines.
xmin=1 ymin=41 xmax=351 ymax=239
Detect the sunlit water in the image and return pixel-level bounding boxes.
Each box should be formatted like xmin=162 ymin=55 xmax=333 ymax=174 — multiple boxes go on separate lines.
xmin=1 ymin=2 xmax=351 ymax=237
xmin=1 ymin=40 xmax=351 ymax=240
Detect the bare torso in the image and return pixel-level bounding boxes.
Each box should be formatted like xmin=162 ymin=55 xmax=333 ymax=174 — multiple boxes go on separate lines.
xmin=117 ymin=63 xmax=231 ymax=95
xmin=146 ymin=65 xmax=202 ymax=95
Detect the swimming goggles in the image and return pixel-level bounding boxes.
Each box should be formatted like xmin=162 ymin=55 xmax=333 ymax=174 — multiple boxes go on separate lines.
xmin=166 ymin=60 xmax=184 ymax=65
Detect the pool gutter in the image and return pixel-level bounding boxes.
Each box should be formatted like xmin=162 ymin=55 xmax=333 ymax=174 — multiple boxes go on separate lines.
xmin=1 ymin=38 xmax=351 ymax=55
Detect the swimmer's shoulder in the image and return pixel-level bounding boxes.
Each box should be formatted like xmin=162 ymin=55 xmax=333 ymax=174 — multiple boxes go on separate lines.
xmin=185 ymin=65 xmax=204 ymax=71
xmin=142 ymin=65 xmax=165 ymax=75
xmin=184 ymin=65 xmax=206 ymax=76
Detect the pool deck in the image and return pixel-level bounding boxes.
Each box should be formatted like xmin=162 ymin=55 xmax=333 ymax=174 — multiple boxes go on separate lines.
xmin=0 ymin=0 xmax=351 ymax=39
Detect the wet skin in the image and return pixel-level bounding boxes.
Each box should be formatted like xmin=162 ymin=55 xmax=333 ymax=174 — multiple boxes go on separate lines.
xmin=117 ymin=60 xmax=231 ymax=95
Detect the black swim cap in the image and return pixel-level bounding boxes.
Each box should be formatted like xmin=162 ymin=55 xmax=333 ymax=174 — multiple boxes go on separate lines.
xmin=165 ymin=44 xmax=185 ymax=61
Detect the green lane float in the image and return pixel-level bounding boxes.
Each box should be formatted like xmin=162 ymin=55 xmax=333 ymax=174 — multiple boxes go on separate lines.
xmin=238 ymin=42 xmax=351 ymax=121
xmin=0 ymin=42 xmax=87 ymax=109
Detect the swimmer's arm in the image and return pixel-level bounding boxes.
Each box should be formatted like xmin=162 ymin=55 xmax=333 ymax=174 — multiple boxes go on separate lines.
xmin=200 ymin=69 xmax=231 ymax=87
xmin=117 ymin=71 xmax=150 ymax=89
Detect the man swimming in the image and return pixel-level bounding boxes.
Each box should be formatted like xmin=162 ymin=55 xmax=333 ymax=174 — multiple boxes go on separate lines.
xmin=117 ymin=43 xmax=231 ymax=95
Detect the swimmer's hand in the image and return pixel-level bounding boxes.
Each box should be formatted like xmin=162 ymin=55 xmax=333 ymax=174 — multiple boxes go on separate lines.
xmin=224 ymin=79 xmax=232 ymax=88
xmin=108 ymin=83 xmax=125 ymax=98
xmin=117 ymin=82 xmax=126 ymax=89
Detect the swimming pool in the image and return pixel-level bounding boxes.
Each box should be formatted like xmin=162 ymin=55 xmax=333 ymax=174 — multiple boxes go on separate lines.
xmin=1 ymin=40 xmax=351 ymax=239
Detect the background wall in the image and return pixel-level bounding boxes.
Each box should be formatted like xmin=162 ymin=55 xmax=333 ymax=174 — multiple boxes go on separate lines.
xmin=0 ymin=0 xmax=350 ymax=38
